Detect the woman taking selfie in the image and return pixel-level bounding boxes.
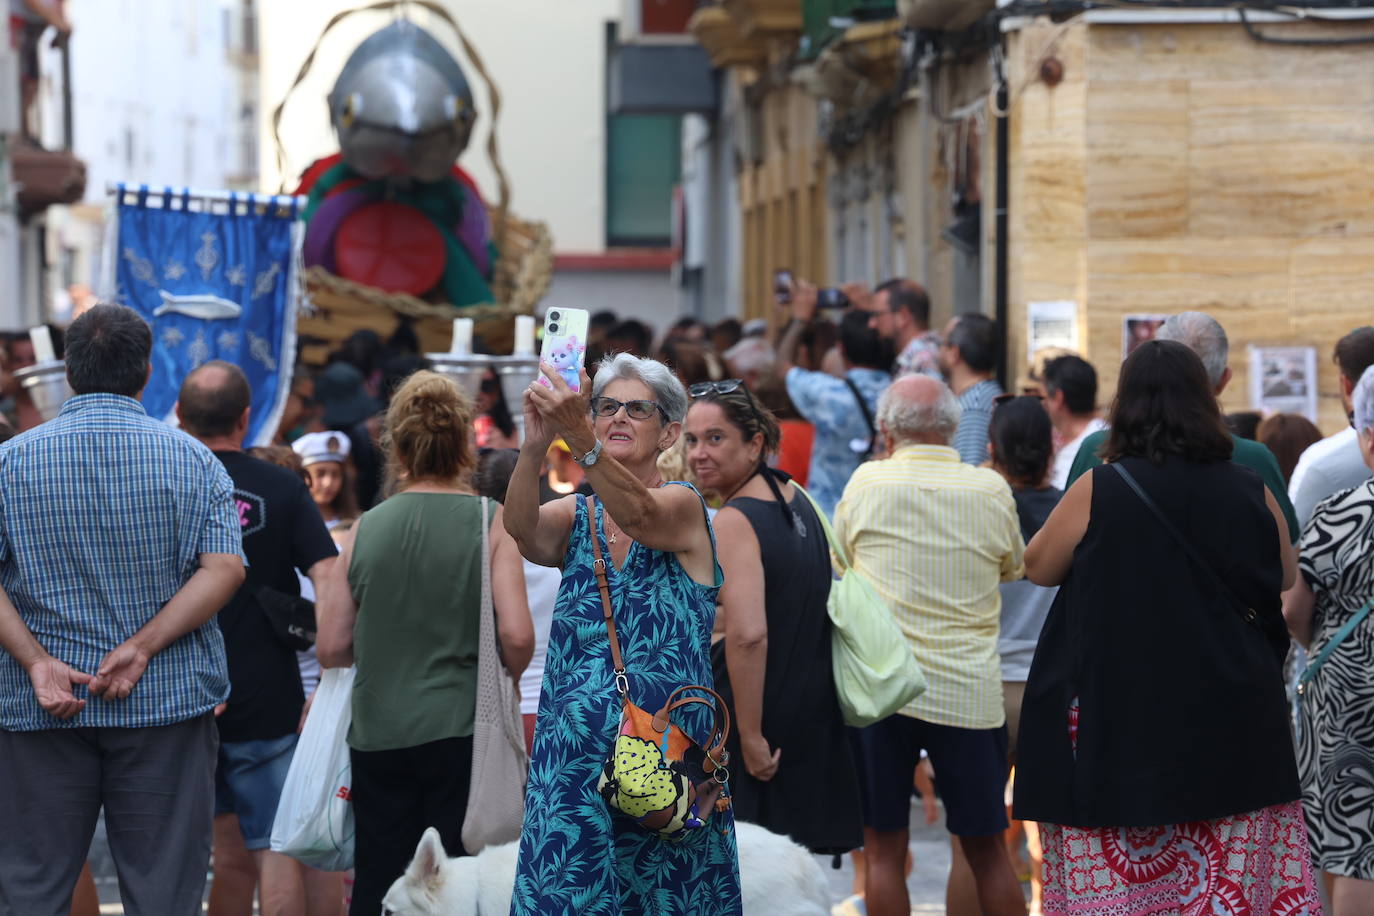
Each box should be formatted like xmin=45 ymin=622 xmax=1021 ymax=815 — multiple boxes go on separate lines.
xmin=504 ymin=354 xmax=742 ymax=914
xmin=684 ymin=380 xmax=861 ymax=856
xmin=1014 ymin=340 xmax=1319 ymax=913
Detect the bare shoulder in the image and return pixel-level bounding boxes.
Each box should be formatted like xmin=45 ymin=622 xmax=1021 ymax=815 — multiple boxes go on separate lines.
xmin=543 ymin=492 xmax=580 ymax=519
xmin=1057 ymin=468 xmax=1094 ymax=518
xmin=711 ymin=504 xmax=757 ymax=544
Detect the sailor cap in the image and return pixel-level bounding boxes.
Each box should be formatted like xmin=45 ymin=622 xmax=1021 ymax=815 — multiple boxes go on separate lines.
xmin=292 ymin=431 xmax=352 ymax=467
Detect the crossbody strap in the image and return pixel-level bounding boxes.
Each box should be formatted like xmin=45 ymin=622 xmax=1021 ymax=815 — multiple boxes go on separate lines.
xmin=1111 ymin=462 xmax=1262 ymax=630
xmin=1297 ymin=598 xmax=1374 ymax=694
xmin=843 ymin=376 xmax=876 ymax=459
xmin=587 ymin=497 xmax=629 ymax=697
xmin=791 ymin=482 xmax=851 ymax=572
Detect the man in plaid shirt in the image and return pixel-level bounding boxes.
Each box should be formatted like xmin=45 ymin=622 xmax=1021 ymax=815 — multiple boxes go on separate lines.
xmin=0 ymin=305 xmax=245 ymax=915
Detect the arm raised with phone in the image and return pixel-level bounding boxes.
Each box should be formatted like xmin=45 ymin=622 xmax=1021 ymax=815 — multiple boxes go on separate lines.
xmin=504 ymin=352 xmax=716 ymax=586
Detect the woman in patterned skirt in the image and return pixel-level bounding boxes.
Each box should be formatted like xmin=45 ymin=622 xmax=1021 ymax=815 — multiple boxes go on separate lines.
xmin=1014 ymin=338 xmax=1321 ymax=914
xmin=1284 ymin=364 xmax=1374 ymax=915
xmin=504 ymin=353 xmax=742 ymax=915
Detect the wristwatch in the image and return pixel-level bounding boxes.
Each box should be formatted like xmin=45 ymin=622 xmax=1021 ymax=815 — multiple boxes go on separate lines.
xmin=573 ymin=439 xmax=604 ymax=469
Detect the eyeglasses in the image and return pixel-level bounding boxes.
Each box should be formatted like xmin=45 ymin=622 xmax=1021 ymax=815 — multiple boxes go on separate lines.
xmin=591 ymin=396 xmax=667 ymax=422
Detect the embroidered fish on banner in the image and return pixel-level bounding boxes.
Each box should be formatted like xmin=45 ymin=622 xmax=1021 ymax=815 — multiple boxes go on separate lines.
xmin=103 ymin=185 xmax=303 ymax=447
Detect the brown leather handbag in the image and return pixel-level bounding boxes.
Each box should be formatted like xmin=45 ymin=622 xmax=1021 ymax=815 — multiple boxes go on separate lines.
xmin=586 ymin=499 xmax=733 ymax=840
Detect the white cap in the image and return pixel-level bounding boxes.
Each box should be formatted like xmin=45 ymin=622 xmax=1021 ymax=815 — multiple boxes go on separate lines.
xmin=291 ymin=431 xmax=351 ymax=467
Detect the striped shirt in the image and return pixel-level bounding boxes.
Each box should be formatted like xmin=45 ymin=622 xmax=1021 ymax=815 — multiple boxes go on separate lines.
xmin=833 ymin=444 xmax=1024 ymax=729
xmin=952 ymin=378 xmax=1003 ymax=466
xmin=0 ymin=394 xmax=242 ymax=731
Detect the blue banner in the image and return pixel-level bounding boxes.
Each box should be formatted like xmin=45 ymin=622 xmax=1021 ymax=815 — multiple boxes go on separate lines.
xmin=108 ymin=185 xmax=301 ymax=446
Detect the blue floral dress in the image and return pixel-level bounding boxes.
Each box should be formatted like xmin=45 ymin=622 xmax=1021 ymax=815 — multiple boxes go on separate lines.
xmin=511 ymin=488 xmax=743 ymax=916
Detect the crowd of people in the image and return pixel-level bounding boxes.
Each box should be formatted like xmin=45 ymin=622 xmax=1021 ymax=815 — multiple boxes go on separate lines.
xmin=0 ymin=289 xmax=1370 ymax=916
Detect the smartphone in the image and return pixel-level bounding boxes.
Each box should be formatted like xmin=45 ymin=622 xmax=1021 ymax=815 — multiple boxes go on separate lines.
xmin=774 ymin=269 xmax=793 ymax=305
xmin=538 ymin=307 xmax=590 ymax=391
xmin=818 ymin=287 xmax=850 ymax=310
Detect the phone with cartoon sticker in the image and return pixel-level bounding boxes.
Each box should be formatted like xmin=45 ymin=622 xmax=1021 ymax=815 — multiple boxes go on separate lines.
xmin=538 ymin=307 xmax=590 ymax=391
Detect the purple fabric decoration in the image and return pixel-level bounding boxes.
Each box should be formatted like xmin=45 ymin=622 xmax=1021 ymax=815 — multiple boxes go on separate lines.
xmin=303 ymin=189 xmax=372 ymax=273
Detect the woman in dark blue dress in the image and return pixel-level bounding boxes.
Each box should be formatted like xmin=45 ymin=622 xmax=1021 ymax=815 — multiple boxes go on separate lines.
xmin=503 ymin=353 xmax=742 ymax=915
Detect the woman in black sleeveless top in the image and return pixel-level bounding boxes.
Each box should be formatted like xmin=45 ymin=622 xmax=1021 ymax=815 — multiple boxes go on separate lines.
xmin=682 ymin=380 xmax=862 ymax=855
xmin=1013 ymin=340 xmax=1320 ymax=913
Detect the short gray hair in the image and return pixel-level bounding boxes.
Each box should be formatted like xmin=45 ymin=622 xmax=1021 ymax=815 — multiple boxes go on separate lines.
xmin=591 ymin=353 xmax=688 ymax=423
xmin=877 ymin=381 xmax=962 ymax=445
xmin=1157 ymin=311 xmax=1229 ymax=388
xmin=723 ymin=337 xmax=775 ymax=378
xmin=1353 ymin=364 xmax=1374 ymax=434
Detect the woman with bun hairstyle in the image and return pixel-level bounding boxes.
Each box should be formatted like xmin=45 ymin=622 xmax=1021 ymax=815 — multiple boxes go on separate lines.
xmin=983 ymin=395 xmax=1061 ymax=912
xmin=988 ymin=394 xmax=1062 ymax=722
xmin=316 ymin=370 xmax=534 ymax=916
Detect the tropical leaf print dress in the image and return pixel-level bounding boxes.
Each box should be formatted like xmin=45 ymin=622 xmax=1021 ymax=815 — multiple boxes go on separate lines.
xmin=510 ymin=490 xmax=743 ymax=916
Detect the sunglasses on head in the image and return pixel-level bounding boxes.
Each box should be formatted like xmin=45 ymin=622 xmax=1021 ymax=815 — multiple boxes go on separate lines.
xmin=591 ymin=396 xmax=667 ymax=423
xmin=689 ymin=379 xmax=767 ymax=429
xmin=688 ymin=379 xmax=746 ymax=398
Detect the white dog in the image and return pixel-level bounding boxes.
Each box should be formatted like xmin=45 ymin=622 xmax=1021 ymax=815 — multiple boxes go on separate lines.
xmin=381 ymin=821 xmax=833 ymax=915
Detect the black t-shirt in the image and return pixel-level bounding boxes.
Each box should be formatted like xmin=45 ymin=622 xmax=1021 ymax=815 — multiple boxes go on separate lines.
xmin=1012 ymin=485 xmax=1062 ymax=544
xmin=214 ymin=450 xmax=338 ymax=742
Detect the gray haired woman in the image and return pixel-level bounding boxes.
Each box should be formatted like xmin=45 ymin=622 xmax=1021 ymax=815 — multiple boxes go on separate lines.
xmin=504 ymin=354 xmax=743 ymax=914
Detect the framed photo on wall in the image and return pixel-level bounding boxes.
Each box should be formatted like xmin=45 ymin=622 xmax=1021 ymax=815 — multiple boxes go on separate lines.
xmin=1122 ymin=314 xmax=1169 ymax=359
xmin=1248 ymin=346 xmax=1318 ymax=423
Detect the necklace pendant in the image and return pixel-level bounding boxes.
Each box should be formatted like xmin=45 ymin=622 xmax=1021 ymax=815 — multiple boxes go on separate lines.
xmin=608 ymin=530 xmax=617 ymax=546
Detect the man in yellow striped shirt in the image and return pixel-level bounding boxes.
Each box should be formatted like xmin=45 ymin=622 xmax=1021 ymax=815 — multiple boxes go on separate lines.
xmin=834 ymin=374 xmax=1027 ymax=916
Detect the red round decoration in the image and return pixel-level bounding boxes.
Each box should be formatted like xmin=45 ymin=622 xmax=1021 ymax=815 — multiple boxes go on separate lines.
xmin=333 ymin=201 xmax=446 ymax=295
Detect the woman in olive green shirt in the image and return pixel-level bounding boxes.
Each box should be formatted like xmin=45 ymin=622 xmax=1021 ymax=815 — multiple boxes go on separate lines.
xmin=316 ymin=370 xmax=533 ymax=916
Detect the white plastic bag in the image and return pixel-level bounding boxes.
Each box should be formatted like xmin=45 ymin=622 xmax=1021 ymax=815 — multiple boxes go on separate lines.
xmin=269 ymin=665 xmax=356 ymax=870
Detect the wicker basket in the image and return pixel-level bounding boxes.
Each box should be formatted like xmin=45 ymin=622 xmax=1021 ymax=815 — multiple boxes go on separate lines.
xmin=296 ymin=208 xmax=553 ymax=365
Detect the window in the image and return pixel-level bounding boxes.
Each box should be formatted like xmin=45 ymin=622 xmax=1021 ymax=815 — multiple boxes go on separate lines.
xmin=606 ymin=113 xmax=682 ymax=248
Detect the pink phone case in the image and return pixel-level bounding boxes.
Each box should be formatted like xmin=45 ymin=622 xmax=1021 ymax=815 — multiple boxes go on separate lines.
xmin=538 ymin=308 xmax=590 ymax=391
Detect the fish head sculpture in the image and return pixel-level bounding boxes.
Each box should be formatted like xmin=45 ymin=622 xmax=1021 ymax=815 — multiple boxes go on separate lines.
xmin=328 ymin=20 xmax=476 ymax=183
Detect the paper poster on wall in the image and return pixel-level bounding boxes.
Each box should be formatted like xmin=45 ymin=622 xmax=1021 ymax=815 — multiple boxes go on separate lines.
xmin=1122 ymin=314 xmax=1169 ymax=359
xmin=1249 ymin=346 xmax=1318 ymax=423
xmin=1027 ymin=300 xmax=1078 ymax=361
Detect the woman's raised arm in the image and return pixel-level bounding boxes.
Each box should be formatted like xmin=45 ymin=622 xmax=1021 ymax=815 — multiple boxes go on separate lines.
xmin=503 ymin=386 xmax=578 ymax=567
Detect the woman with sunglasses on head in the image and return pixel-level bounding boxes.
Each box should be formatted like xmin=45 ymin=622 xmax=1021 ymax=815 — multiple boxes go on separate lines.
xmin=504 ymin=353 xmax=742 ymax=915
xmin=683 ymin=380 xmax=863 ymax=856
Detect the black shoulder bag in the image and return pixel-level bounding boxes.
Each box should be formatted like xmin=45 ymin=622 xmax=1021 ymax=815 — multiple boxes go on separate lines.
xmin=843 ymin=377 xmax=876 ymax=461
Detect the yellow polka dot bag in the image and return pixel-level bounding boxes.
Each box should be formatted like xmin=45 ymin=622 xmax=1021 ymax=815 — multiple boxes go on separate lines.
xmin=585 ymin=501 xmax=732 ymax=840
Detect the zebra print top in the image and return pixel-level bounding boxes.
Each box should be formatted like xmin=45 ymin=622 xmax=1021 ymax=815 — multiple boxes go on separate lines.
xmin=1296 ymin=477 xmax=1374 ymax=878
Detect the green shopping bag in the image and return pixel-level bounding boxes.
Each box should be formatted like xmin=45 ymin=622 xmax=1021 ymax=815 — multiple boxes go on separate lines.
xmin=794 ymin=484 xmax=927 ymax=727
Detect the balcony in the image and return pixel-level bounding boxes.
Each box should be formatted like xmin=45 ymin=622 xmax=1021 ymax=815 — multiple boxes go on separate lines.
xmin=801 ymin=0 xmax=896 ymax=58
xmin=723 ymin=0 xmax=804 ymax=35
xmin=687 ymin=0 xmax=803 ymax=69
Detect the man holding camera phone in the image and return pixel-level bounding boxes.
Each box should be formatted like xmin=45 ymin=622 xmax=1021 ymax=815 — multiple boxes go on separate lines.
xmin=775 ymin=275 xmax=893 ymax=518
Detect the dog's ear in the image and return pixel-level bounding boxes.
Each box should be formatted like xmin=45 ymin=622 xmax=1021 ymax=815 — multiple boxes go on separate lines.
xmin=407 ymin=827 xmax=447 ymax=887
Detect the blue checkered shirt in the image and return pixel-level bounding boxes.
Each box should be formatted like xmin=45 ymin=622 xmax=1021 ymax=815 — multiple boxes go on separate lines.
xmin=0 ymin=394 xmax=243 ymax=730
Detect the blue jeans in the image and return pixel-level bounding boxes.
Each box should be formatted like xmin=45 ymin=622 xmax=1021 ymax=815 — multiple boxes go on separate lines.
xmin=215 ymin=732 xmax=298 ymax=850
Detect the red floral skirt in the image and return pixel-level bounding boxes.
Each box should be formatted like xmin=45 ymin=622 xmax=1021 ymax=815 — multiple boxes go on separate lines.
xmin=1038 ymin=800 xmax=1321 ymax=915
